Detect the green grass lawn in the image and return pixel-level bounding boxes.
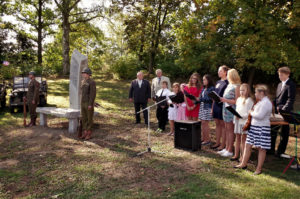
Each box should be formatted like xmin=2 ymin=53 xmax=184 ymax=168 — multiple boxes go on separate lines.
xmin=0 ymin=74 xmax=299 ymax=199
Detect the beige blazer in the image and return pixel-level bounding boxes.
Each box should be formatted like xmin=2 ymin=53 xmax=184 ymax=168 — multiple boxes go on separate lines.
xmin=151 ymin=76 xmax=171 ymax=98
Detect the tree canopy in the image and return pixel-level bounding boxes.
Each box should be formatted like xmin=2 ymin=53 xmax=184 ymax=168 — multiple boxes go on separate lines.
xmin=0 ymin=0 xmax=299 ymax=84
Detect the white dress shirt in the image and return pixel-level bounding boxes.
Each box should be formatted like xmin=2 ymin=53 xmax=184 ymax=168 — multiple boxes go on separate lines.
xmin=281 ymin=78 xmax=289 ymax=91
xmin=137 ymin=79 xmax=142 ymax=88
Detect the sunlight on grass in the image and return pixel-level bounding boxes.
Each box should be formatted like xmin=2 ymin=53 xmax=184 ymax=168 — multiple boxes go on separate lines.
xmin=0 ymin=74 xmax=299 ymax=199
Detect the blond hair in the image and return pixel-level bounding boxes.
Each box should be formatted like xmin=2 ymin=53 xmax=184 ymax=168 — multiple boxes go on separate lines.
xmin=240 ymin=83 xmax=252 ymax=104
xmin=172 ymin=82 xmax=180 ymax=93
xmin=227 ymin=69 xmax=241 ymax=84
xmin=255 ymin=84 xmax=269 ymax=95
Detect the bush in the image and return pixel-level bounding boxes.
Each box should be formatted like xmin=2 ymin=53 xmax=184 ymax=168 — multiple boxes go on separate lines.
xmin=110 ymin=55 xmax=141 ymax=80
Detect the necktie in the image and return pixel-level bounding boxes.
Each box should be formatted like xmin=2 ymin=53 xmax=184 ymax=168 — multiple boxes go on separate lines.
xmin=158 ymin=77 xmax=161 ymax=85
xmin=281 ymin=83 xmax=284 ymax=91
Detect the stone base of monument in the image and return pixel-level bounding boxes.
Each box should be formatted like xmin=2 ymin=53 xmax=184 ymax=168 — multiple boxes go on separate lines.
xmin=37 ymin=107 xmax=99 ymax=133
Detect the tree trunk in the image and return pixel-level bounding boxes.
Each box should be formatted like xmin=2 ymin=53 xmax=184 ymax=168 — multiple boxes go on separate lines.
xmin=247 ymin=68 xmax=256 ymax=87
xmin=37 ymin=0 xmax=43 ymax=65
xmin=62 ymin=15 xmax=70 ymax=75
xmin=148 ymin=49 xmax=155 ymax=74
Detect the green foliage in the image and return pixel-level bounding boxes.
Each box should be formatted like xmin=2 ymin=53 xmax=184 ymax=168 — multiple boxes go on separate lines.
xmin=175 ymin=0 xmax=300 ymax=83
xmin=43 ymin=22 xmax=105 ymax=76
xmin=110 ymin=55 xmax=141 ymax=80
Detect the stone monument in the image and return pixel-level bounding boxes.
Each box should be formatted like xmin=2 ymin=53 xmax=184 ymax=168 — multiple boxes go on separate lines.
xmin=37 ymin=49 xmax=91 ymax=133
xmin=69 ymin=49 xmax=88 ymax=110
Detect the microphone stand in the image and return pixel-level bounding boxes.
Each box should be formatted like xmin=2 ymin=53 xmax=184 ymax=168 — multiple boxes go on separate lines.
xmin=136 ymin=96 xmax=174 ymax=156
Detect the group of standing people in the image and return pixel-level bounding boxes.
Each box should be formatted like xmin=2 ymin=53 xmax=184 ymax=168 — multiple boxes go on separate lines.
xmin=129 ymin=66 xmax=296 ymax=175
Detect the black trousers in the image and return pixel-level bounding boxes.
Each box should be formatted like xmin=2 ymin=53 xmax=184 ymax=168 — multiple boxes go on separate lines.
xmin=270 ymin=125 xmax=290 ymax=155
xmin=134 ymin=102 xmax=148 ymax=124
xmin=156 ymin=106 xmax=168 ymax=131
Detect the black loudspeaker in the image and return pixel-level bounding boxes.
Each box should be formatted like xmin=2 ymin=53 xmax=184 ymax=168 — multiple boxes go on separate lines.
xmin=174 ymin=120 xmax=201 ymax=151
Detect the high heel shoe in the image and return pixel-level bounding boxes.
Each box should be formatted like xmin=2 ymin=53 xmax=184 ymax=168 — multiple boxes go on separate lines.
xmin=233 ymin=165 xmax=247 ymax=170
xmin=230 ymin=157 xmax=239 ymax=161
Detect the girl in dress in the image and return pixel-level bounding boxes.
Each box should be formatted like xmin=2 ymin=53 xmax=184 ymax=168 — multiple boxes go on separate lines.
xmin=231 ymin=83 xmax=254 ymax=161
xmin=184 ymin=73 xmax=202 ymax=121
xmin=234 ymin=85 xmax=272 ymax=175
xmin=176 ymin=83 xmax=187 ymax=121
xmin=198 ymin=74 xmax=215 ymax=145
xmin=211 ymin=65 xmax=229 ymax=150
xmin=155 ymin=81 xmax=171 ymax=132
xmin=218 ymin=69 xmax=241 ymax=157
xmin=167 ymin=83 xmax=184 ymax=136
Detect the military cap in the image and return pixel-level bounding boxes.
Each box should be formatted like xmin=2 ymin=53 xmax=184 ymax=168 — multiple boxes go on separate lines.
xmin=29 ymin=71 xmax=36 ymax=76
xmin=81 ymin=67 xmax=92 ymax=75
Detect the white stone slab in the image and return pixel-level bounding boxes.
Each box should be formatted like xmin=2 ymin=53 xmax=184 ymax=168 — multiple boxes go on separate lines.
xmin=37 ymin=107 xmax=80 ymax=118
xmin=69 ymin=49 xmax=88 ymax=110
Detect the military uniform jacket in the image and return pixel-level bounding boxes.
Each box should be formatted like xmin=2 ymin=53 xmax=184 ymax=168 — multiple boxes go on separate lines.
xmin=27 ymin=79 xmax=40 ymax=102
xmin=81 ymin=78 xmax=96 ymax=106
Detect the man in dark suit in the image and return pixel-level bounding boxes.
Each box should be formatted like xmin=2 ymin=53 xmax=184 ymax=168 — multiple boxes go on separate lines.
xmin=270 ymin=67 xmax=296 ymax=157
xmin=129 ymin=71 xmax=151 ymax=124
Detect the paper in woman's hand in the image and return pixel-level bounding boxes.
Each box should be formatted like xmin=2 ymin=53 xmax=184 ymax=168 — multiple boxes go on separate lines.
xmin=226 ymin=106 xmax=242 ymax=119
xmin=208 ymin=91 xmax=221 ymax=103
xmin=184 ymin=90 xmax=197 ymax=101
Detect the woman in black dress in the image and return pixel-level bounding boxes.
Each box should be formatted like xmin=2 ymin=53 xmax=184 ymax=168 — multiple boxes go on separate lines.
xmin=211 ymin=65 xmax=229 ymax=150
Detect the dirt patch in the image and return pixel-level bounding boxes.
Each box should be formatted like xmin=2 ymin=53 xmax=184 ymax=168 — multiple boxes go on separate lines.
xmin=0 ymin=159 xmax=19 ymax=169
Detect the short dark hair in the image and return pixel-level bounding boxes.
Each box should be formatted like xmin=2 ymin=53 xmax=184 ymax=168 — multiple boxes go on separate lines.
xmin=162 ymin=81 xmax=168 ymax=86
xmin=203 ymin=74 xmax=214 ymax=88
xmin=278 ymin=66 xmax=290 ymax=75
xmin=219 ymin=65 xmax=229 ymax=73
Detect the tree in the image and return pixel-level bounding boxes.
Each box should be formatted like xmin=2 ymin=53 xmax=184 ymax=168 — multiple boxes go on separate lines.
xmin=112 ymin=0 xmax=189 ymax=74
xmin=13 ymin=0 xmax=55 ymax=65
xmin=175 ymin=0 xmax=300 ymax=84
xmin=43 ymin=21 xmax=105 ymax=75
xmin=54 ymin=0 xmax=103 ymax=75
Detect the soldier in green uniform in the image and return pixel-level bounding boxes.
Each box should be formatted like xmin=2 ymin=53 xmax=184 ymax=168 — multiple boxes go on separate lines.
xmin=79 ymin=67 xmax=96 ymax=140
xmin=23 ymin=71 xmax=40 ymax=127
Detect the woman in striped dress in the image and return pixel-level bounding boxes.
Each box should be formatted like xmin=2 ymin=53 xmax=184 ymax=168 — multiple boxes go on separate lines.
xmin=198 ymin=74 xmax=215 ymax=145
xmin=234 ymin=85 xmax=272 ymax=175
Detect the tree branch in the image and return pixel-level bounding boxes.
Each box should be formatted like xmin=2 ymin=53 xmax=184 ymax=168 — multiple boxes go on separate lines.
xmin=69 ymin=14 xmax=101 ymax=24
xmin=70 ymin=0 xmax=82 ymax=11
xmin=54 ymin=0 xmax=63 ymax=11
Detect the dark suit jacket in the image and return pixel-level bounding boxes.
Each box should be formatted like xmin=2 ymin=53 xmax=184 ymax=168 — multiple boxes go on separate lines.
xmin=274 ymin=79 xmax=296 ymax=113
xmin=129 ymin=79 xmax=151 ymax=103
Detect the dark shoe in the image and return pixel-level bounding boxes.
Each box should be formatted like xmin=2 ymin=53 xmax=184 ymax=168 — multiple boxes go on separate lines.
xmin=234 ymin=165 xmax=247 ymax=170
xmin=135 ymin=121 xmax=141 ymax=124
xmin=210 ymin=144 xmax=220 ymax=149
xmin=230 ymin=157 xmax=239 ymax=161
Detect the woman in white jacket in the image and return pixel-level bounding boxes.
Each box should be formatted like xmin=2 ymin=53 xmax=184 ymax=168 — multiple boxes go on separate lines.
xmin=234 ymin=85 xmax=272 ymax=175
